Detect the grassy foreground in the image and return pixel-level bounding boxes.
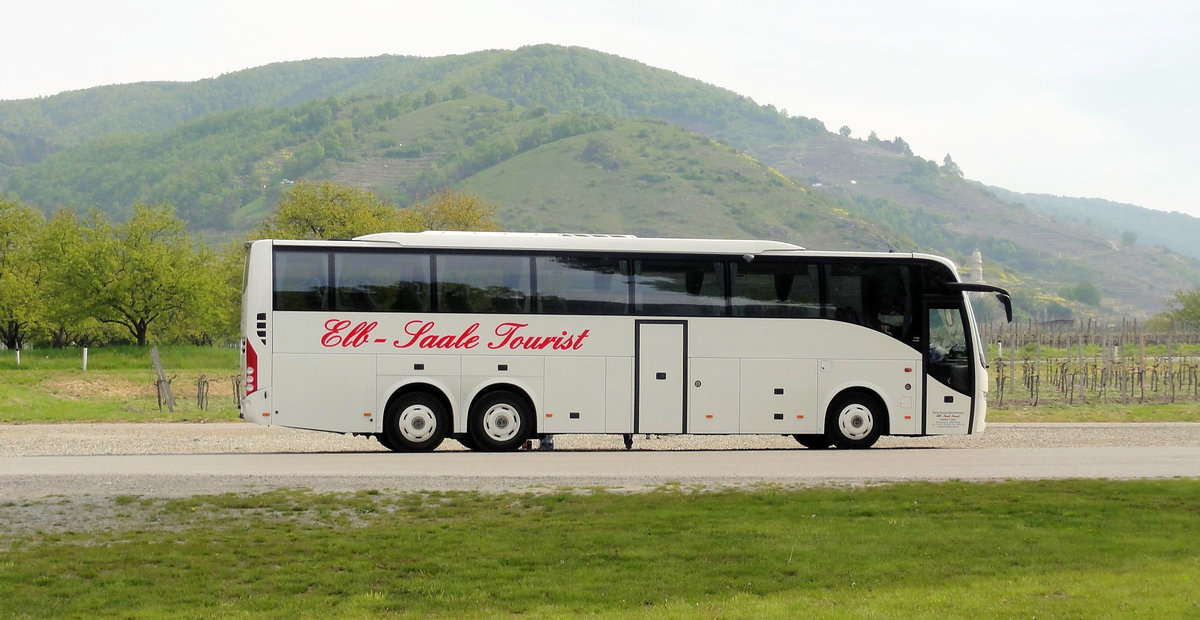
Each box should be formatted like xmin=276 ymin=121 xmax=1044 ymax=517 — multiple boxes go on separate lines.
xmin=1 ymin=480 xmax=1198 ymax=618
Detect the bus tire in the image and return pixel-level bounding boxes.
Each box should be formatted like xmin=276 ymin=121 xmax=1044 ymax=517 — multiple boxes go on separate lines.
xmin=469 ymin=390 xmax=532 ymax=452
xmin=826 ymin=392 xmax=883 ymax=449
xmin=793 ymin=434 xmax=833 ymax=449
xmin=383 ymin=392 xmax=448 ymax=452
xmin=376 ymin=432 xmax=399 ymax=451
xmin=456 ymin=433 xmax=480 ymax=451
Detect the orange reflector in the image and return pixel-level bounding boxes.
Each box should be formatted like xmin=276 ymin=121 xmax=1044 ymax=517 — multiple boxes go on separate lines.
xmin=797 ymin=414 xmax=804 ymax=419
xmin=904 ymin=415 xmax=912 ymax=420
xmin=705 ymin=414 xmax=714 ymax=419
xmin=261 ymin=412 xmax=269 ymax=417
xmin=545 ymin=413 xmax=553 ymax=418
xmin=363 ymin=412 xmax=372 ymax=417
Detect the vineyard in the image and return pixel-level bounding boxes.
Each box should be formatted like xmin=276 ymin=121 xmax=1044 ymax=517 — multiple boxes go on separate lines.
xmin=980 ymin=319 xmax=1200 ymax=407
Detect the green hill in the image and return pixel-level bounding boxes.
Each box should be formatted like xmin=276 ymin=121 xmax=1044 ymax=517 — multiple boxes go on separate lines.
xmin=1 ymin=45 xmax=1197 ymax=318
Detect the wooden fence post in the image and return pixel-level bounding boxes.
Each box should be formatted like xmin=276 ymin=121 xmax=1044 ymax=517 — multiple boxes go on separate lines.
xmin=150 ymin=346 xmax=176 ymax=413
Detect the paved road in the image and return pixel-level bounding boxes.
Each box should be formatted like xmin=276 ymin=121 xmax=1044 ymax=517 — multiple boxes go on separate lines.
xmin=2 ymin=423 xmax=1199 ymax=498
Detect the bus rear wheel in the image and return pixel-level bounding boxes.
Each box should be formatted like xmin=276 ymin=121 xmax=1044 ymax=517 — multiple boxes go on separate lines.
xmin=469 ymin=390 xmax=531 ymax=452
xmin=793 ymin=434 xmax=833 ymax=449
xmin=826 ymin=393 xmax=883 ymax=449
xmin=383 ymin=392 xmax=448 ymax=452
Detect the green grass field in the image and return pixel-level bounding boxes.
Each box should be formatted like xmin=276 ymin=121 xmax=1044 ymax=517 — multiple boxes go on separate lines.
xmin=0 ymin=346 xmax=240 ymax=423
xmin=1 ymin=480 xmax=1198 ymax=617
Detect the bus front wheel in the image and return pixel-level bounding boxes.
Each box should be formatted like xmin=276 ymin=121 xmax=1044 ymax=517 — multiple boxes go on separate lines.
xmin=826 ymin=393 xmax=883 ymax=449
xmin=469 ymin=390 xmax=532 ymax=452
xmin=383 ymin=392 xmax=448 ymax=452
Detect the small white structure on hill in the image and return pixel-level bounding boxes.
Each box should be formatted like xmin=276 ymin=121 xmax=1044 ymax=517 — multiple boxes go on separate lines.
xmin=967 ymin=249 xmax=985 ymax=284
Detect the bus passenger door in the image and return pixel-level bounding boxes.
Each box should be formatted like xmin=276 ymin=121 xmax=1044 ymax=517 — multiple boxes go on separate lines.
xmin=636 ymin=320 xmax=686 ymax=434
xmin=923 ymin=302 xmax=974 ymax=434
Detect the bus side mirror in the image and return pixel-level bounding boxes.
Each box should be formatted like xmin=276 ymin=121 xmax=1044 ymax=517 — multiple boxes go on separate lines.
xmin=997 ymin=292 xmax=1013 ymax=323
xmin=945 ymin=282 xmax=1013 ymax=323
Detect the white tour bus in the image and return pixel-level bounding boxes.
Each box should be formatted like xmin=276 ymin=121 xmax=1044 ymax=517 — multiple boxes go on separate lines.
xmin=240 ymin=231 xmax=1011 ymax=451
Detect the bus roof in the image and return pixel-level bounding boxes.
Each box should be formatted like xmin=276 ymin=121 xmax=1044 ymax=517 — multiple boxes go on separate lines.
xmin=354 ymin=231 xmax=806 ymax=255
xmin=266 ymin=231 xmax=955 ymax=272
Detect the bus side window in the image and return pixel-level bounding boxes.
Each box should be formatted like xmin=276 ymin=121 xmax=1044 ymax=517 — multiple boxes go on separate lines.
xmin=731 ymin=260 xmax=819 ymax=318
xmin=274 ymin=250 xmax=329 ymax=311
xmin=437 ymin=253 xmax=530 ymax=314
xmin=824 ymin=262 xmax=913 ymax=343
xmin=633 ymin=259 xmax=724 ymax=316
xmin=390 ymin=254 xmax=431 ymax=313
xmin=535 ymin=256 xmax=629 ymax=315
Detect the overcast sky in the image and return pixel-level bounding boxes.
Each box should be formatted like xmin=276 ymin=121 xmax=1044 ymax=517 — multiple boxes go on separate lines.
xmin=4 ymin=0 xmax=1197 ymax=217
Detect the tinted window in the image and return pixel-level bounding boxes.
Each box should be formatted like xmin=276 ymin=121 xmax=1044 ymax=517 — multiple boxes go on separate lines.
xmin=274 ymin=250 xmax=329 ymax=311
xmin=632 ymin=259 xmax=726 ymax=316
xmin=825 ymin=262 xmax=913 ymax=342
xmin=731 ymin=260 xmax=822 ymax=317
xmin=436 ymin=253 xmax=531 ymax=313
xmin=535 ymin=256 xmax=630 ymax=314
xmin=335 ymin=251 xmax=431 ymax=313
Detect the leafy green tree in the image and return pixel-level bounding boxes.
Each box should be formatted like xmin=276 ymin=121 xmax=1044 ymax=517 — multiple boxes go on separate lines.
xmin=36 ymin=209 xmax=111 ymax=347
xmin=399 ymin=188 xmax=500 ymax=232
xmin=0 ymin=196 xmax=45 ymax=349
xmin=57 ymin=204 xmax=218 ymax=346
xmin=254 ymin=179 xmax=401 ymax=240
xmin=1163 ymin=288 xmax=1200 ymax=326
xmin=1063 ymin=281 xmax=1102 ymax=307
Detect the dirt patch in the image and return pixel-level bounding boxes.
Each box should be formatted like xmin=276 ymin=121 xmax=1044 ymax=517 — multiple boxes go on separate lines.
xmin=40 ymin=374 xmax=151 ymax=401
xmin=37 ymin=371 xmax=238 ymax=404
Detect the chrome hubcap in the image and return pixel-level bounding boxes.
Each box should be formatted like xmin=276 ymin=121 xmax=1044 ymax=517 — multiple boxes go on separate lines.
xmin=397 ymin=404 xmax=437 ymax=443
xmin=482 ymin=403 xmax=521 ymax=442
xmin=836 ymin=403 xmax=874 ymax=441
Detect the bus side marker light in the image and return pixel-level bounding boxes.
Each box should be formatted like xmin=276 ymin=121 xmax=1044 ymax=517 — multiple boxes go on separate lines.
xmin=261 ymin=412 xmax=269 ymax=418
xmin=904 ymin=415 xmax=912 ymax=420
xmin=705 ymin=414 xmax=714 ymax=419
xmin=363 ymin=412 xmax=372 ymax=417
xmin=904 ymin=367 xmax=913 ymax=373
xmin=545 ymin=413 xmax=553 ymax=418
xmin=796 ymin=414 xmax=804 ymax=419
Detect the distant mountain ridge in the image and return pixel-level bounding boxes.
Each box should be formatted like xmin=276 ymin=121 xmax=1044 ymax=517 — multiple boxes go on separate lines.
xmin=987 ymin=188 xmax=1200 ymax=260
xmin=1 ymin=45 xmax=1197 ymax=318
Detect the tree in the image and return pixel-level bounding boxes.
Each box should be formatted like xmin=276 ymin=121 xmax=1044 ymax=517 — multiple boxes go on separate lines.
xmin=37 ymin=209 xmax=106 ymax=347
xmin=941 ymin=154 xmax=963 ymax=178
xmin=838 ymin=126 xmax=852 ymax=138
xmin=1163 ymin=288 xmax=1200 ymax=326
xmin=57 ymin=204 xmax=218 ymax=346
xmin=254 ymin=179 xmax=401 ymax=240
xmin=0 ymin=196 xmax=45 ymax=349
xmin=398 ymin=188 xmax=500 ymax=232
xmin=1063 ymin=281 xmax=1101 ymax=307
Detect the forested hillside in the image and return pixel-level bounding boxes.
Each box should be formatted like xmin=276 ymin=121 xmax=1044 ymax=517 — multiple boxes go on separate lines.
xmin=1 ymin=45 xmax=1197 ymax=318
xmin=987 ymin=188 xmax=1200 ymax=260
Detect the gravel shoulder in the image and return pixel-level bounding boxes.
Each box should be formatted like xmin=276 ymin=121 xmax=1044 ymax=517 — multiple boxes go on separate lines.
xmin=3 ymin=421 xmax=1200 ymax=457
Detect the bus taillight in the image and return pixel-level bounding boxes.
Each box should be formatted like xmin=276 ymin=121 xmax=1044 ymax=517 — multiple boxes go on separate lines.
xmin=245 ymin=338 xmax=258 ymax=395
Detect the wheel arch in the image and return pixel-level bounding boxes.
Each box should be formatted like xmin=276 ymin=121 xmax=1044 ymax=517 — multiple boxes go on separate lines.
xmin=466 ymin=381 xmax=540 ymax=434
xmin=381 ymin=381 xmax=455 ymax=433
xmin=825 ymin=386 xmax=891 ymax=437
